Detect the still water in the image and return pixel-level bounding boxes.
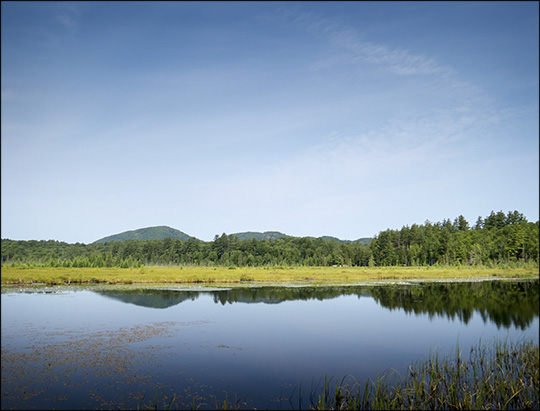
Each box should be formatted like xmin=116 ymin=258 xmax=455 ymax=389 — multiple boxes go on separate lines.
xmin=1 ymin=279 xmax=538 ymax=410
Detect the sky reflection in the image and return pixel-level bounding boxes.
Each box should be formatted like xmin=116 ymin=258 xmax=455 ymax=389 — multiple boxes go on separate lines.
xmin=1 ymin=280 xmax=538 ymax=410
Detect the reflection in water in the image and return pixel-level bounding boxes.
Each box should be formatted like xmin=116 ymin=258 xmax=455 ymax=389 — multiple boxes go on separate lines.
xmin=2 ymin=279 xmax=538 ymax=411
xmin=95 ymin=279 xmax=539 ymax=329
xmin=370 ymin=280 xmax=539 ymax=330
xmin=95 ymin=289 xmax=200 ymax=308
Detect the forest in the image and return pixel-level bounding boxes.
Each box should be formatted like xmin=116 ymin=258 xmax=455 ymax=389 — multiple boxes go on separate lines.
xmin=1 ymin=210 xmax=538 ymax=269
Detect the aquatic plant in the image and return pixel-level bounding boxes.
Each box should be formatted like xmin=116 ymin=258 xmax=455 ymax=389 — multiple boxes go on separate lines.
xmin=309 ymin=339 xmax=539 ymax=410
xmin=133 ymin=339 xmax=538 ymax=410
xmin=136 ymin=387 xmax=248 ymax=410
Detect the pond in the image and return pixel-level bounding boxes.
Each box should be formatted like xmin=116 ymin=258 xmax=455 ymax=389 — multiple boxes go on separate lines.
xmin=1 ymin=278 xmax=538 ymax=410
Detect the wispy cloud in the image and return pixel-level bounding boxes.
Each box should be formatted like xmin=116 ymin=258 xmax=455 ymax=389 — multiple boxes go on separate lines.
xmin=275 ymin=8 xmax=452 ymax=77
xmin=54 ymin=2 xmax=83 ymax=33
xmin=327 ymin=28 xmax=453 ymax=76
xmin=8 ymin=2 xmax=84 ymax=48
xmin=174 ymin=5 xmax=537 ymax=238
xmin=192 ymin=92 xmax=532 ymax=238
xmin=2 ymin=2 xmax=537 ymax=243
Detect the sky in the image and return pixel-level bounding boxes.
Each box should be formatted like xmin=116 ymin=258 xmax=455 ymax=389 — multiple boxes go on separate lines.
xmin=1 ymin=1 xmax=539 ymax=244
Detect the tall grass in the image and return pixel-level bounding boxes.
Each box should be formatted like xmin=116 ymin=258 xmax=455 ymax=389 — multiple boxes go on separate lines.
xmin=136 ymin=386 xmax=247 ymax=410
xmin=310 ymin=339 xmax=539 ymax=410
xmin=134 ymin=339 xmax=538 ymax=410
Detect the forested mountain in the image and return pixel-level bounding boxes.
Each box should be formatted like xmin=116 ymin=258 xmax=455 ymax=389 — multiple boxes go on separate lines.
xmin=314 ymin=236 xmax=372 ymax=245
xmin=96 ymin=228 xmax=367 ymax=244
xmin=231 ymin=231 xmax=290 ymax=241
xmin=230 ymin=232 xmax=369 ymax=243
xmin=354 ymin=237 xmax=372 ymax=245
xmin=2 ymin=210 xmax=538 ymax=269
xmin=93 ymin=226 xmax=193 ymax=243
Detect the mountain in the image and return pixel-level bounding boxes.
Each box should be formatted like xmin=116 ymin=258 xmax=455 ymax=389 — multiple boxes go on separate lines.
xmin=93 ymin=226 xmax=193 ymax=243
xmin=308 ymin=236 xmax=372 ymax=244
xmin=93 ymin=226 xmax=372 ymax=244
xmin=232 ymin=232 xmax=372 ymax=244
xmin=318 ymin=235 xmax=347 ymax=242
xmin=231 ymin=231 xmax=290 ymax=241
xmin=355 ymin=237 xmax=373 ymax=245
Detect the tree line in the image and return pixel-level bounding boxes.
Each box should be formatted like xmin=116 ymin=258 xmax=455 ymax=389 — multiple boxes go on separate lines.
xmin=2 ymin=210 xmax=538 ymax=268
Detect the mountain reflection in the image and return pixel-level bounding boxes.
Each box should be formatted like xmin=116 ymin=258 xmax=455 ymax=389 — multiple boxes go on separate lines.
xmin=95 ymin=289 xmax=200 ymax=309
xmin=94 ymin=279 xmax=538 ymax=329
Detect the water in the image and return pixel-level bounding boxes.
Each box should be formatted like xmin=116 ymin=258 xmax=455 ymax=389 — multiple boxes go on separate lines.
xmin=1 ymin=279 xmax=538 ymax=410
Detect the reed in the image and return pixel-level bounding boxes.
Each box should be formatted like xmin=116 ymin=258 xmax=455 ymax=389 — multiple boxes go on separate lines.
xmin=134 ymin=339 xmax=538 ymax=410
xmin=136 ymin=387 xmax=247 ymax=410
xmin=310 ymin=339 xmax=539 ymax=410
xmin=137 ymin=386 xmax=178 ymax=410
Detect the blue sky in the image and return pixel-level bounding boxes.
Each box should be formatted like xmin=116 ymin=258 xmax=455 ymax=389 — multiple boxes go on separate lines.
xmin=1 ymin=1 xmax=538 ymax=244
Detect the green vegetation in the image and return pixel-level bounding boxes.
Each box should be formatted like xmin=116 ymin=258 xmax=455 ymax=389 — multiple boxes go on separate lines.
xmin=2 ymin=210 xmax=538 ymax=271
xmin=135 ymin=339 xmax=539 ymax=410
xmin=230 ymin=231 xmax=290 ymax=241
xmin=308 ymin=339 xmax=539 ymax=410
xmin=1 ymin=265 xmax=538 ymax=286
xmin=231 ymin=231 xmax=372 ymax=244
xmin=93 ymin=225 xmax=193 ymax=243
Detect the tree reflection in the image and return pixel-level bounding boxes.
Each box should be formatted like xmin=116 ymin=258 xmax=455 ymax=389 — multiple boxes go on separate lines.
xmin=94 ymin=279 xmax=538 ymax=329
xmin=368 ymin=280 xmax=539 ymax=329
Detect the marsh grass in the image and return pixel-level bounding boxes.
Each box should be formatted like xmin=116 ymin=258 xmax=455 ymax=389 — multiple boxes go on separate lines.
xmin=309 ymin=339 xmax=539 ymax=410
xmin=1 ymin=265 xmax=538 ymax=286
xmin=134 ymin=339 xmax=538 ymax=410
xmin=136 ymin=386 xmax=247 ymax=411
xmin=137 ymin=386 xmax=178 ymax=410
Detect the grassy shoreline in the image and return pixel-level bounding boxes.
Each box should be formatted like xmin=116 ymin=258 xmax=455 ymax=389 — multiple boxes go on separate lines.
xmin=1 ymin=265 xmax=538 ymax=286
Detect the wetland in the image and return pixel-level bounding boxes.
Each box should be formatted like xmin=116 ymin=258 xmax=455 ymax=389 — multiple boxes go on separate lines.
xmin=1 ymin=278 xmax=538 ymax=410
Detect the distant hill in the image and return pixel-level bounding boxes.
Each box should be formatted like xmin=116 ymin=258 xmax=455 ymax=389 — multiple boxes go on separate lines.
xmin=355 ymin=237 xmax=373 ymax=245
xmin=231 ymin=231 xmax=290 ymax=241
xmin=93 ymin=226 xmax=193 ymax=243
xmin=232 ymin=232 xmax=372 ymax=244
xmin=92 ymin=226 xmax=372 ymax=245
xmin=308 ymin=236 xmax=372 ymax=244
xmin=318 ymin=235 xmax=347 ymax=242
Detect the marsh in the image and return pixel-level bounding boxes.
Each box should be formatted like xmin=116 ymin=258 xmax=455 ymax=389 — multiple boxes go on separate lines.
xmin=1 ymin=279 xmax=538 ymax=410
